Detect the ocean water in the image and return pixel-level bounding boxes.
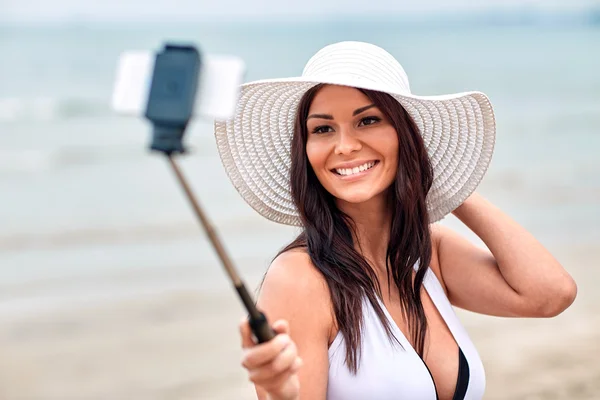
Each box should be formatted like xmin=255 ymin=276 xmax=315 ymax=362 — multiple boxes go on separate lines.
xmin=0 ymin=20 xmax=599 ymax=313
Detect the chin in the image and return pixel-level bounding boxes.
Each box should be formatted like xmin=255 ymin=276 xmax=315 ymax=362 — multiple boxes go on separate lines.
xmin=333 ymin=189 xmax=377 ymax=204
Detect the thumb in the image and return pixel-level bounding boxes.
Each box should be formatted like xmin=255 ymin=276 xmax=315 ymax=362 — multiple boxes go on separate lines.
xmin=271 ymin=319 xmax=290 ymax=335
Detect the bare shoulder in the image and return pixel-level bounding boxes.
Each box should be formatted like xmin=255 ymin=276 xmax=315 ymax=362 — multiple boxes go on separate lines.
xmin=263 ymin=249 xmax=328 ymax=293
xmin=261 ymin=249 xmax=331 ymax=306
xmin=258 ymin=248 xmax=334 ymax=342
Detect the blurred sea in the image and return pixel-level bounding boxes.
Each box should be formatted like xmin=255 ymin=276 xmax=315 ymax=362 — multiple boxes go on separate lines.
xmin=0 ymin=18 xmax=599 ymax=315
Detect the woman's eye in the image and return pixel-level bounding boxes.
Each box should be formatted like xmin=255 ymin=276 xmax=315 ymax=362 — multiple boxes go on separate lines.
xmin=359 ymin=116 xmax=381 ymax=126
xmin=312 ymin=125 xmax=333 ymax=134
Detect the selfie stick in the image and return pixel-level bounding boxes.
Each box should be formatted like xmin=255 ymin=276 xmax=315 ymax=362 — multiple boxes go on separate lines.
xmin=143 ymin=43 xmax=275 ymax=343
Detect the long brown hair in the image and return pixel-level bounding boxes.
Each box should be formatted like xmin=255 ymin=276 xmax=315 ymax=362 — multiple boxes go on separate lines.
xmin=278 ymin=84 xmax=434 ymax=373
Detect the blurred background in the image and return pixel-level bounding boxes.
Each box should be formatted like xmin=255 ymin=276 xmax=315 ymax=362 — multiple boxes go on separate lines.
xmin=0 ymin=0 xmax=599 ymax=399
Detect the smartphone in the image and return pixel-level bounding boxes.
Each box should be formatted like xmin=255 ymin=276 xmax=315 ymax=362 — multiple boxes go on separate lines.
xmin=111 ymin=50 xmax=246 ymax=121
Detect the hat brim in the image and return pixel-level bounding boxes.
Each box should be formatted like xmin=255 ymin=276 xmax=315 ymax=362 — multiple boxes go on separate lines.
xmin=214 ymin=77 xmax=496 ymax=226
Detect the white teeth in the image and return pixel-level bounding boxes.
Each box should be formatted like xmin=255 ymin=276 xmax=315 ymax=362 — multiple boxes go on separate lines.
xmin=335 ymin=161 xmax=375 ymax=176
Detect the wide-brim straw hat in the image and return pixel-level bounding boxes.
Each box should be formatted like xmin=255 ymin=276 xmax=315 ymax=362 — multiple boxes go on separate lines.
xmin=214 ymin=41 xmax=496 ymax=226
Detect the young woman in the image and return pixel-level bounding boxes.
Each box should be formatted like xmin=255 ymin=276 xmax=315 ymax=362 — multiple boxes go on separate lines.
xmin=214 ymin=41 xmax=577 ymax=400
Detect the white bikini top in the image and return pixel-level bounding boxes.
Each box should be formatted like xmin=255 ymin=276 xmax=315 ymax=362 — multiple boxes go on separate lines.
xmin=327 ymin=267 xmax=486 ymax=400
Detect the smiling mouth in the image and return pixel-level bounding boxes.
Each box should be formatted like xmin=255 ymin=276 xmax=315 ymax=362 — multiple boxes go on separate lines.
xmin=332 ymin=161 xmax=379 ymax=177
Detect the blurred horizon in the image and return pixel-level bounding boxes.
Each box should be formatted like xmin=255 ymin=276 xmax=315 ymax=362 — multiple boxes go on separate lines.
xmin=2 ymin=0 xmax=600 ymax=26
xmin=1 ymin=12 xmax=600 ymax=33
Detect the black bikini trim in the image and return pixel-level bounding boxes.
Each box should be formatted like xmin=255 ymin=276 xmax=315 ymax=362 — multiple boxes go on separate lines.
xmin=419 ymin=347 xmax=470 ymax=400
xmin=452 ymin=348 xmax=470 ymax=400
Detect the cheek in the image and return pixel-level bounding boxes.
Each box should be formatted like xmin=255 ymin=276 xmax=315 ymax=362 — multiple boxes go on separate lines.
xmin=381 ymin=131 xmax=400 ymax=176
xmin=387 ymin=142 xmax=399 ymax=165
xmin=305 ymin=139 xmax=328 ymax=173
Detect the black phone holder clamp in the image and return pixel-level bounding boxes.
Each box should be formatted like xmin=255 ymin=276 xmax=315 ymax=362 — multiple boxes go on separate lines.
xmin=144 ymin=43 xmax=201 ymax=155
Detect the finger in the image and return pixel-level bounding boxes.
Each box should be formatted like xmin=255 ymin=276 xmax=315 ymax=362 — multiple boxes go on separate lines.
xmin=290 ymin=356 xmax=303 ymax=373
xmin=249 ymin=355 xmax=299 ymax=390
xmin=255 ymin=367 xmax=299 ymax=398
xmin=242 ymin=334 xmax=291 ymax=368
xmin=271 ymin=319 xmax=290 ymax=335
xmin=248 ymin=341 xmax=298 ymax=381
xmin=239 ymin=317 xmax=255 ymax=349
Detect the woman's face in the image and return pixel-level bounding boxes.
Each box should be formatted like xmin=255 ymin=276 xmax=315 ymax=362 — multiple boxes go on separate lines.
xmin=305 ymin=85 xmax=399 ymax=207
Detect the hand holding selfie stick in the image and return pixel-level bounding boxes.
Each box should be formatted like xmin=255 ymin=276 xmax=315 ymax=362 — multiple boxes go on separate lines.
xmin=143 ymin=44 xmax=275 ymax=343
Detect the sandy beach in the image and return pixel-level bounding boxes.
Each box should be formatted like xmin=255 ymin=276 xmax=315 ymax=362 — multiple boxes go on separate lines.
xmin=0 ymin=241 xmax=597 ymax=400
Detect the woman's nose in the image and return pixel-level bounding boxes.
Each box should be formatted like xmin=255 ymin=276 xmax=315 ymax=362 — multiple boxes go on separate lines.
xmin=334 ymin=127 xmax=362 ymax=155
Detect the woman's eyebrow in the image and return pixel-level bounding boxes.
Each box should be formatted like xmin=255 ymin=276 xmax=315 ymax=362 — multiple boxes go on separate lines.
xmin=307 ymin=104 xmax=376 ymax=120
xmin=307 ymin=113 xmax=333 ymax=120
xmin=353 ymin=104 xmax=375 ymax=116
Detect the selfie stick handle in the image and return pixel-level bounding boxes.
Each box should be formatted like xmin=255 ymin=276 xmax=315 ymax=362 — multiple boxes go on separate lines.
xmin=166 ymin=155 xmax=275 ymax=343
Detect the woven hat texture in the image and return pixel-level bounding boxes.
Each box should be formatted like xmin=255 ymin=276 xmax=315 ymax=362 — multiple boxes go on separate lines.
xmin=214 ymin=41 xmax=496 ymax=226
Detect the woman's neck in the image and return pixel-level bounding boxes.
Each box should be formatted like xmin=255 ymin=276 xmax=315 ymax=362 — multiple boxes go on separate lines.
xmin=336 ymin=194 xmax=392 ymax=275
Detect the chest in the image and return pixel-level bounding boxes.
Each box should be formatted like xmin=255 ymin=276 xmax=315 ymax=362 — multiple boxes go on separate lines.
xmin=383 ymin=289 xmax=460 ymax=400
xmin=327 ymin=269 xmax=486 ymax=400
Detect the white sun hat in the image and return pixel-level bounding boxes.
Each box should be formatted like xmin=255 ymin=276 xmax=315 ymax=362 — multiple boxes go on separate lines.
xmin=214 ymin=41 xmax=496 ymax=226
